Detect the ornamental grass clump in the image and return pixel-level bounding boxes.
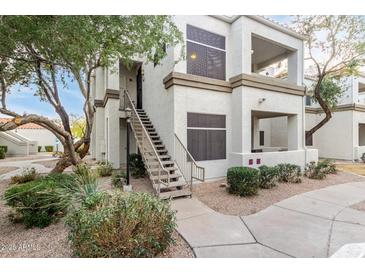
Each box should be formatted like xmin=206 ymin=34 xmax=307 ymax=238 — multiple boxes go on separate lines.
xmin=304 ymin=159 xmax=337 ymax=180
xmin=10 ymin=167 xmax=40 ymax=185
xmin=4 ymin=173 xmax=75 ymax=228
xmin=96 ymin=160 xmax=113 ymax=177
xmin=227 ymin=166 xmax=260 ymax=196
xmin=66 ymin=192 xmax=176 ymax=258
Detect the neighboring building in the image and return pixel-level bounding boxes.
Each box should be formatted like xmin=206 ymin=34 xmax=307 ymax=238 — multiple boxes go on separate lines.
xmin=0 ymin=118 xmax=63 ymax=156
xmin=90 ymin=15 xmax=318 ymax=198
xmin=306 ymin=74 xmax=365 ymax=161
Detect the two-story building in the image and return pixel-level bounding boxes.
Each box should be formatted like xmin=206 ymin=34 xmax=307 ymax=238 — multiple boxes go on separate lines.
xmin=90 ymin=15 xmax=318 ymax=198
xmin=306 ymin=74 xmax=365 ymax=161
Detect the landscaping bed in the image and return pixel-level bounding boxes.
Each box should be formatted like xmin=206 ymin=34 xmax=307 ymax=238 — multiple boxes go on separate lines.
xmin=0 ymin=170 xmax=193 ymax=258
xmin=194 ymin=171 xmax=365 ymax=216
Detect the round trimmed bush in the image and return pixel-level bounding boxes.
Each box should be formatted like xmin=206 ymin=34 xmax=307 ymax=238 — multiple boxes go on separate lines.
xmin=276 ymin=163 xmax=302 ymax=184
xmin=258 ymin=165 xmax=279 ymax=189
xmin=227 ymin=166 xmax=260 ymax=196
xmin=66 ymin=192 xmax=176 ymax=258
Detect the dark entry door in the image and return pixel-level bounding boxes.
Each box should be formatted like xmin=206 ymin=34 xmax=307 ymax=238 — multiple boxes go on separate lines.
xmin=136 ymin=66 xmax=143 ymax=109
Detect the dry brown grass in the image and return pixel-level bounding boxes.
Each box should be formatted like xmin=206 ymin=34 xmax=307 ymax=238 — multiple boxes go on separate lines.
xmin=337 ymin=163 xmax=365 ymax=176
xmin=194 ymin=171 xmax=365 ymax=216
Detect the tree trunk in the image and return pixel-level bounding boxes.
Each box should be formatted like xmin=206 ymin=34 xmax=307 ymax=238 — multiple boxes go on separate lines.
xmin=51 ymin=156 xmax=74 ymax=173
xmin=306 ymin=77 xmax=333 ymax=140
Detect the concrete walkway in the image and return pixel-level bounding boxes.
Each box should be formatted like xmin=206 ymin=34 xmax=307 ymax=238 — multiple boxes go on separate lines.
xmin=0 ymin=156 xmax=56 ymax=180
xmin=172 ymin=181 xmax=365 ymax=258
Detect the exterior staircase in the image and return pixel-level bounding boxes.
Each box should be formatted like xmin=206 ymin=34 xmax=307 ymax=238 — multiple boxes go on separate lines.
xmin=124 ymin=91 xmax=205 ymax=199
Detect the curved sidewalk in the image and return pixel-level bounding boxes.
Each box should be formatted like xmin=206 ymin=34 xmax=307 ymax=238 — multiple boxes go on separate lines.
xmin=172 ymin=181 xmax=365 ymax=258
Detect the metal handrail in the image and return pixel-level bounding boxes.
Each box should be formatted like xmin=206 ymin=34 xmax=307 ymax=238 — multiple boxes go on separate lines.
xmin=174 ymin=133 xmax=205 ymax=192
xmin=124 ymin=90 xmax=170 ymax=195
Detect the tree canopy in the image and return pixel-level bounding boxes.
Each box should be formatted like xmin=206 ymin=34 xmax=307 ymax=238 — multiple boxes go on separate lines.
xmin=294 ymin=16 xmax=365 ymax=139
xmin=0 ymin=15 xmax=183 ymax=172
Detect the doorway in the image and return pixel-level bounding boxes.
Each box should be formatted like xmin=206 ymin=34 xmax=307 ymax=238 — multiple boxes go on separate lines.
xmin=136 ymin=66 xmax=143 ymax=109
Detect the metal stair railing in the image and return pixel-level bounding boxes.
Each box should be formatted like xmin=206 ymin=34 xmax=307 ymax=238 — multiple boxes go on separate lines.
xmin=124 ymin=90 xmax=170 ymax=196
xmin=174 ymin=133 xmax=205 ymax=193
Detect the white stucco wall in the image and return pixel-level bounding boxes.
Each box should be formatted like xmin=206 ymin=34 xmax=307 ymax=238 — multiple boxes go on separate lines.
xmin=306 ymin=111 xmax=354 ymax=160
xmin=14 ymin=128 xmax=63 ymax=152
xmin=173 ymin=86 xmax=232 ymax=179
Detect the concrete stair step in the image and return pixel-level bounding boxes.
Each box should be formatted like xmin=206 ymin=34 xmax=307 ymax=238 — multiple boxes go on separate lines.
xmin=149 ymin=166 xmax=178 ymax=172
xmin=145 ymin=154 xmax=171 ymax=160
xmin=158 ymin=188 xmax=192 ymax=199
xmin=151 ymin=173 xmax=181 ymax=180
xmin=159 ymin=180 xmax=187 ymax=189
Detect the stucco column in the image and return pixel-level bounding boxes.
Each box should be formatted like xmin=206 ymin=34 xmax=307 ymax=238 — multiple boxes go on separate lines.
xmin=231 ymin=88 xmax=244 ymax=153
xmin=106 ymin=61 xmax=120 ymax=91
xmin=105 ymin=99 xmax=120 ymax=169
xmin=252 ymin=116 xmax=260 ymax=149
xmin=288 ymin=51 xmax=301 ymax=85
xmin=288 ymin=114 xmax=299 ymax=150
xmin=94 ymin=67 xmax=106 ymax=161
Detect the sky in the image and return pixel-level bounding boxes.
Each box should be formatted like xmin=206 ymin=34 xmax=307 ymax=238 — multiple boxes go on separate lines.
xmin=0 ymin=15 xmax=302 ymax=119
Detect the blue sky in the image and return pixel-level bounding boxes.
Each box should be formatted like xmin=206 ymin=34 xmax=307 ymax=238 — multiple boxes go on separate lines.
xmin=1 ymin=16 xmax=291 ymax=119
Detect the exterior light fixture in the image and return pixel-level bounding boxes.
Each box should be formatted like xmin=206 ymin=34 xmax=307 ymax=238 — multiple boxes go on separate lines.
xmin=190 ymin=52 xmax=197 ymax=60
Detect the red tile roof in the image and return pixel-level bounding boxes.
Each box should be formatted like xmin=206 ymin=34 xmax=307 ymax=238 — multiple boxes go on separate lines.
xmin=0 ymin=118 xmax=44 ymax=129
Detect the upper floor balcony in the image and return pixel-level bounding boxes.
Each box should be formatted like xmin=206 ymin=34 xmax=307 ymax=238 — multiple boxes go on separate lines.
xmin=172 ymin=15 xmax=305 ymax=88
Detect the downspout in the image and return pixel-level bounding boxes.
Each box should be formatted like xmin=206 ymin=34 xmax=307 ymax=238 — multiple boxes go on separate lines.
xmin=303 ymin=86 xmax=307 ymax=166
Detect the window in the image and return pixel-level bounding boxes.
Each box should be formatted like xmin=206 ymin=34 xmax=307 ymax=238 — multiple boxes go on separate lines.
xmin=259 ymin=131 xmax=265 ymax=146
xmin=186 ymin=25 xmax=226 ymax=80
xmin=187 ymin=113 xmax=226 ymax=161
xmin=305 ymin=131 xmax=313 ymax=146
xmin=305 ymin=96 xmax=312 ymax=106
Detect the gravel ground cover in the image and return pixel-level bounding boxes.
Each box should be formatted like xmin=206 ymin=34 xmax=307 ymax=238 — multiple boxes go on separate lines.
xmin=0 ymin=175 xmax=194 ymax=258
xmin=193 ymin=171 xmax=365 ymax=216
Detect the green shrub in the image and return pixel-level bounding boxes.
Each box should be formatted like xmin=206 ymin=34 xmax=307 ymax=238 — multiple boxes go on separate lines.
xmin=10 ymin=168 xmax=39 ymax=185
xmin=66 ymin=192 xmax=176 ymax=258
xmin=45 ymin=146 xmax=54 ymax=152
xmin=227 ymin=167 xmax=260 ymax=196
xmin=4 ymin=173 xmax=74 ymax=228
xmin=258 ymin=165 xmax=279 ymax=189
xmin=304 ymin=159 xmax=337 ymax=180
xmin=129 ymin=153 xmax=146 ymax=178
xmin=96 ymin=160 xmax=113 ymax=177
xmin=0 ymin=147 xmax=5 ymax=159
xmin=111 ymin=170 xmax=127 ymax=188
xmin=38 ymin=146 xmax=42 ymax=152
xmin=0 ymin=145 xmax=8 ymax=153
xmin=317 ymin=159 xmax=337 ymax=174
xmin=277 ymin=163 xmax=302 ymax=184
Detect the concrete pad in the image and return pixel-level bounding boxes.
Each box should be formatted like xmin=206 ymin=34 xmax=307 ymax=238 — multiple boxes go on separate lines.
xmin=347 ymin=181 xmax=365 ymax=190
xmin=329 ymin=221 xmax=365 ymax=256
xmin=171 ymin=198 xmax=214 ymax=221
xmin=331 ymin=243 xmax=365 ymax=258
xmin=177 ymin=212 xmax=255 ymax=248
xmin=304 ymin=184 xmax=365 ymax=207
xmin=243 ymin=206 xmax=332 ymax=258
xmin=335 ymin=208 xmax=365 ymax=226
xmin=275 ymin=195 xmax=344 ymax=220
xmin=194 ymin=243 xmax=290 ymax=258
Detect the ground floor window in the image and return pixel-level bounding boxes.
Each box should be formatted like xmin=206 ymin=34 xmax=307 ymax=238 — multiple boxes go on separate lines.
xmin=187 ymin=112 xmax=226 ymax=161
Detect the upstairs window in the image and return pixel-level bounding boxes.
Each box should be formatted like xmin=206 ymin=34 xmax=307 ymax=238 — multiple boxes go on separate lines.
xmin=186 ymin=25 xmax=226 ymax=81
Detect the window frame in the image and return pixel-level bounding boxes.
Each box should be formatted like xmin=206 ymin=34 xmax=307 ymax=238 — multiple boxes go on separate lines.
xmin=187 ymin=112 xmax=227 ymax=161
xmin=186 ymin=25 xmax=226 ymax=80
